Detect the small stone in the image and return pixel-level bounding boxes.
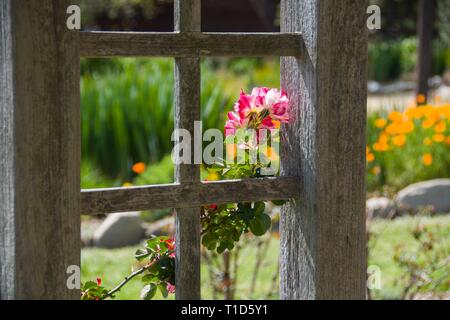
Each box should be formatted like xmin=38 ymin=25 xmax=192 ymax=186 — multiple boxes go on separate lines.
xmin=93 ymin=212 xmax=145 ymax=248
xmin=366 ymin=197 xmax=396 ymax=219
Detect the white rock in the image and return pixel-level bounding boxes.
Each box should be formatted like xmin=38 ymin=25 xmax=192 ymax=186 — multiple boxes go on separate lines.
xmin=429 ymin=75 xmax=442 ymax=88
xmin=93 ymin=212 xmax=145 ymax=248
xmin=395 ymin=179 xmax=450 ymax=214
xmin=366 ymin=197 xmax=396 ymax=219
xmin=434 ymin=84 xmax=450 ymax=103
xmin=367 ymin=81 xmax=381 ymax=94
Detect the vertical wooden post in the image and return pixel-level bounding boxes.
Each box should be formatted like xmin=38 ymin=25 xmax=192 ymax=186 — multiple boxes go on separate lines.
xmin=174 ymin=0 xmax=201 ymax=300
xmin=0 ymin=0 xmax=80 ymax=299
xmin=280 ymin=0 xmax=367 ymax=299
xmin=416 ymin=0 xmax=436 ymax=101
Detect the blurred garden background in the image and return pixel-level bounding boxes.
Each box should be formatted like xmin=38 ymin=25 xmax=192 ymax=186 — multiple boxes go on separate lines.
xmin=80 ymin=0 xmax=450 ymax=299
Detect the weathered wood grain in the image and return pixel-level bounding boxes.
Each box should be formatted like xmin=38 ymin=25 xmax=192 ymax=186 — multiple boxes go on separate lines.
xmin=0 ymin=0 xmax=14 ymax=300
xmin=80 ymin=32 xmax=304 ymax=57
xmin=280 ymin=0 xmax=368 ymax=299
xmin=174 ymin=0 xmax=201 ymax=300
xmin=81 ymin=177 xmax=300 ymax=215
xmin=0 ymin=0 xmax=80 ymax=299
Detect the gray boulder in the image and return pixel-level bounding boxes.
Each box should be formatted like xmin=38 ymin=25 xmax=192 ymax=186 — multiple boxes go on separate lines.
xmin=93 ymin=212 xmax=145 ymax=248
xmin=395 ymin=179 xmax=450 ymax=214
xmin=366 ymin=197 xmax=396 ymax=219
xmin=81 ymin=218 xmax=103 ymax=247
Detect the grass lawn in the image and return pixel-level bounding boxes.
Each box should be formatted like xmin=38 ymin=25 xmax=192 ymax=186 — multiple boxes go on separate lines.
xmin=368 ymin=214 xmax=450 ymax=299
xmin=81 ymin=214 xmax=450 ymax=300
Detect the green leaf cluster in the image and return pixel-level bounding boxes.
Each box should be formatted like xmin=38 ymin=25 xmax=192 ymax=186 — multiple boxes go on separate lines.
xmin=81 ymin=281 xmax=108 ymax=300
xmin=202 ymin=201 xmax=272 ymax=254
xmin=136 ymin=236 xmax=175 ymax=299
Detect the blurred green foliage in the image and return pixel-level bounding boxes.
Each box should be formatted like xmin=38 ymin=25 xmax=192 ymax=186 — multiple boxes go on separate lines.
xmin=368 ymin=38 xmax=449 ymax=82
xmin=437 ymin=0 xmax=450 ymax=46
xmin=81 ymin=160 xmax=116 ymax=189
xmin=79 ymin=0 xmax=159 ymax=30
xmin=82 ymin=58 xmax=174 ymax=178
xmin=131 ymin=154 xmax=173 ymax=185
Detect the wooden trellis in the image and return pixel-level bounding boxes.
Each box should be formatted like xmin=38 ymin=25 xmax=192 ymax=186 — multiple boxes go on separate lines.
xmin=0 ymin=0 xmax=367 ymax=300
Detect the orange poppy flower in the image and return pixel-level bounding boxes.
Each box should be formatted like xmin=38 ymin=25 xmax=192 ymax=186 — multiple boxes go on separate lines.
xmin=434 ymin=121 xmax=446 ymax=133
xmin=367 ymin=152 xmax=375 ymax=162
xmin=388 ymin=111 xmax=403 ymax=123
xmin=417 ymin=94 xmax=426 ymax=104
xmin=392 ymin=135 xmax=406 ymax=146
xmin=432 ymin=134 xmax=445 ymax=143
xmin=132 ymin=162 xmax=146 ymax=174
xmin=422 ymin=153 xmax=433 ymax=166
xmin=374 ymin=118 xmax=387 ymax=128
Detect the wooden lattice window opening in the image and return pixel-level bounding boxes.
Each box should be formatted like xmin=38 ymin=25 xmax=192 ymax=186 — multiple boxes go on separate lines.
xmin=0 ymin=0 xmax=367 ymax=300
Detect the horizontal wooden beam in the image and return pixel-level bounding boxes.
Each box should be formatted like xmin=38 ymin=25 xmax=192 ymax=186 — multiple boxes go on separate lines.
xmin=80 ymin=31 xmax=304 ymax=57
xmin=81 ymin=176 xmax=300 ymax=215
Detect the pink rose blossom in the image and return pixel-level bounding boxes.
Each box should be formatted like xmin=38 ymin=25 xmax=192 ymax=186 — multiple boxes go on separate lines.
xmin=224 ymin=111 xmax=247 ymax=136
xmin=266 ymin=89 xmax=289 ymax=123
xmin=225 ymin=87 xmax=290 ymax=135
xmin=167 ymin=283 xmax=176 ymax=294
